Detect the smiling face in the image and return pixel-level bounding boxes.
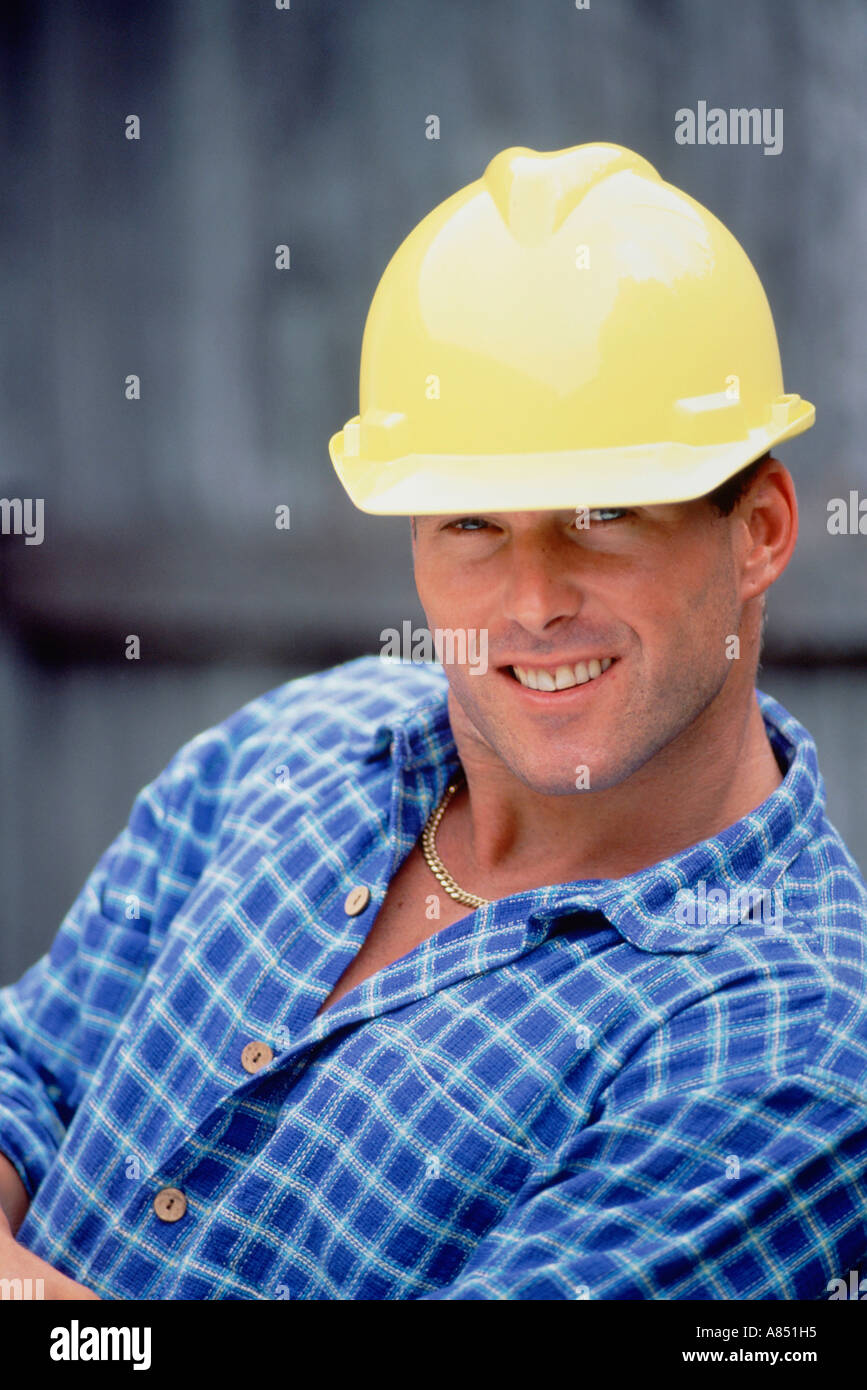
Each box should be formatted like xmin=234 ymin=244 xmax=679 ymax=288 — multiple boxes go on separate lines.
xmin=411 ymin=494 xmax=774 ymax=797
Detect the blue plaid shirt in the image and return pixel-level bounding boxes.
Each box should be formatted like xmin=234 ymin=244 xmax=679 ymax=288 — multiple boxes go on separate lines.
xmin=2 ymin=656 xmax=867 ymax=1300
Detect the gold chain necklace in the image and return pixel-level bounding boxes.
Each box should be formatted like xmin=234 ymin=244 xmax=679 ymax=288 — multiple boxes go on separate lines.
xmin=420 ymin=774 xmax=491 ymax=909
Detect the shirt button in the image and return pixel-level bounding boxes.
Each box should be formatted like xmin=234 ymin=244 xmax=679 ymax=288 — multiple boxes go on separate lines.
xmin=240 ymin=1040 xmax=274 ymax=1073
xmin=153 ymin=1186 xmax=187 ymax=1223
xmin=344 ymin=884 xmax=370 ymax=916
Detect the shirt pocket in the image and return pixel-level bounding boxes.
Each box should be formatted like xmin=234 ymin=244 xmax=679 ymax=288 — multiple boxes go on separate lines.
xmin=255 ymin=1024 xmax=541 ymax=1296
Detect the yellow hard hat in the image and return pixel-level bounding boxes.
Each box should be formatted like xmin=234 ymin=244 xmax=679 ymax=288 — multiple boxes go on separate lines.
xmin=329 ymin=143 xmax=814 ymax=514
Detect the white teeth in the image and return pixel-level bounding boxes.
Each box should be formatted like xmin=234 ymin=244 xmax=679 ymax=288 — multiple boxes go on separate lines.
xmin=511 ymin=657 xmax=615 ymax=691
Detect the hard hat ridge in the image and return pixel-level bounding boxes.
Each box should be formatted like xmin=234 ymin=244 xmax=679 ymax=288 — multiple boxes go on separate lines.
xmin=482 ymin=143 xmax=659 ymax=244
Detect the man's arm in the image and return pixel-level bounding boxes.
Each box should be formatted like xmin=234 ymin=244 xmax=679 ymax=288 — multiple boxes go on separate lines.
xmin=0 ymin=763 xmax=190 ymax=1301
xmin=0 ymin=762 xmax=192 ymax=1304
xmin=0 ymin=1158 xmax=99 ymax=1299
xmin=0 ymin=762 xmax=186 ymax=1208
xmin=0 ymin=1151 xmax=28 ymax=1236
xmin=0 ymin=674 xmax=310 ymax=1238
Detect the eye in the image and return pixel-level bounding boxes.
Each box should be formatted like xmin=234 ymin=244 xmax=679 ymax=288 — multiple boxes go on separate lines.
xmin=587 ymin=508 xmax=628 ymax=522
xmin=447 ymin=517 xmax=490 ymax=531
xmin=573 ymin=507 xmax=630 ymax=528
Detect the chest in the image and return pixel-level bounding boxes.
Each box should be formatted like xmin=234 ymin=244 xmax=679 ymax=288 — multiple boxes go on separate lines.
xmin=315 ymin=843 xmax=474 ymax=1014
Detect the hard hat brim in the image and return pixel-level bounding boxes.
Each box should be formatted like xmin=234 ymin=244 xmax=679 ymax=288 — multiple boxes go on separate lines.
xmin=329 ymin=397 xmax=815 ymax=514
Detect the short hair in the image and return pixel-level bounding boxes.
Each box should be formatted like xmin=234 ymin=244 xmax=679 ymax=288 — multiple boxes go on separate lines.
xmin=704 ymin=451 xmax=771 ymax=516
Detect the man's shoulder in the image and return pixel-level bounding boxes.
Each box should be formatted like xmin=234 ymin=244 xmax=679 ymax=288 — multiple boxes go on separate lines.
xmin=755 ymin=684 xmax=867 ymax=908
xmin=157 ymin=655 xmax=448 ymax=799
xmin=232 ymin=653 xmax=448 ymax=740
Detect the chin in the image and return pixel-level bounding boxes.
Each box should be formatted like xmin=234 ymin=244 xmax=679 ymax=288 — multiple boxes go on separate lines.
xmin=506 ymin=740 xmax=643 ymax=795
xmin=508 ymin=759 xmax=605 ymax=797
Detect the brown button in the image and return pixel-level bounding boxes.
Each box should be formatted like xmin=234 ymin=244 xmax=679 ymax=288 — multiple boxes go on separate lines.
xmin=344 ymin=885 xmax=370 ymax=916
xmin=241 ymin=1040 xmax=274 ymax=1073
xmin=153 ymin=1186 xmax=187 ymax=1222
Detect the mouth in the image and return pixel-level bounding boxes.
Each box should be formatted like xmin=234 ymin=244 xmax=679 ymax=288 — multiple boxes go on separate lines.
xmin=505 ymin=656 xmax=615 ymax=693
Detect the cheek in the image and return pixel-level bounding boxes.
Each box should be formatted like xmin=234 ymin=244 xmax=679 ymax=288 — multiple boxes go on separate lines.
xmin=620 ymin=553 xmax=732 ymax=655
xmin=692 ymin=548 xmax=741 ymax=631
xmin=652 ymin=561 xmax=738 ymax=661
xmin=418 ymin=566 xmax=487 ymax=626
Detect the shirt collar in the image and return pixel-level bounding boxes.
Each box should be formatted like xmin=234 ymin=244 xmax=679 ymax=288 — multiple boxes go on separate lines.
xmin=348 ymin=673 xmax=826 ymax=955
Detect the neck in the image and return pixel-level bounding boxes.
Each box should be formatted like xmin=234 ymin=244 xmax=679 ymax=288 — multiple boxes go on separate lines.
xmin=439 ymin=683 xmax=784 ymax=891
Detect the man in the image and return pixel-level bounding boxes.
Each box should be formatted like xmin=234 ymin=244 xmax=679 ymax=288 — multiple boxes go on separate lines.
xmin=2 ymin=143 xmax=866 ymax=1301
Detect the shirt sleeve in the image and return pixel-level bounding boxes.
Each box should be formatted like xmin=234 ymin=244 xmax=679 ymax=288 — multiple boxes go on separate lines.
xmin=0 ymin=759 xmax=192 ymax=1199
xmin=0 ymin=657 xmax=273 ymax=1202
xmin=416 ymin=1063 xmax=867 ymax=1300
xmin=0 ymin=663 xmax=362 ymax=1206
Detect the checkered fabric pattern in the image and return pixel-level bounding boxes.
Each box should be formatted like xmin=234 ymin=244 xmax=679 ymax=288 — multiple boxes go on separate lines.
xmin=2 ymin=656 xmax=867 ymax=1300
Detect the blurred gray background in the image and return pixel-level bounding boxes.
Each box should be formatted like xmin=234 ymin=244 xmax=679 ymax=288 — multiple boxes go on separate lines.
xmin=1 ymin=0 xmax=865 ymax=983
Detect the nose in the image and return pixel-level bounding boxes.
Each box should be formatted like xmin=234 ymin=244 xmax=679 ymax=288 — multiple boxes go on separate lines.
xmin=498 ymin=527 xmax=588 ymax=637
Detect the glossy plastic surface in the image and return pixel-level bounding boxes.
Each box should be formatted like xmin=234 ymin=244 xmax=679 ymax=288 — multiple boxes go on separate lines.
xmin=329 ymin=143 xmax=814 ymax=513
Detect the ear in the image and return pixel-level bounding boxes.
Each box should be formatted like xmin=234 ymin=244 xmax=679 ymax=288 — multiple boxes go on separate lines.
xmin=736 ymin=457 xmax=798 ymax=602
